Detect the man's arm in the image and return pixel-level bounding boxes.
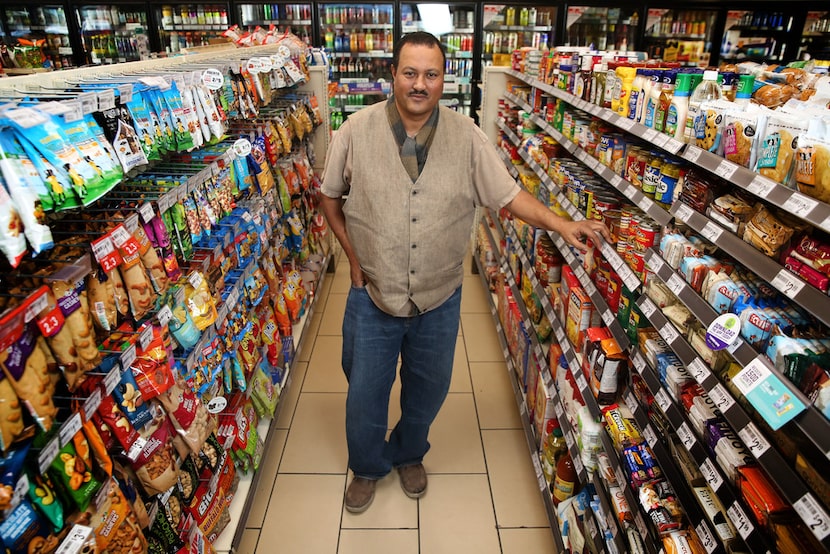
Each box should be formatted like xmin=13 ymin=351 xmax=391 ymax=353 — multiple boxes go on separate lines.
xmin=319 ymin=194 xmax=367 ymax=287
xmin=504 ymin=189 xmax=611 ymax=252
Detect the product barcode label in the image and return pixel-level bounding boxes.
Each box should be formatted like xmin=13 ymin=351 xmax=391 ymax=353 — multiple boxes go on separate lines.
xmin=728 ymin=502 xmax=754 ymax=539
xmin=640 ymin=298 xmax=657 ymax=318
xmin=697 ymin=522 xmax=718 ymax=554
xmin=655 ymin=389 xmax=671 ymax=412
xmin=684 ymin=145 xmax=703 ymax=164
xmin=643 ymin=424 xmax=658 ymax=446
xmin=688 ymin=358 xmax=711 ymax=383
xmin=633 ymin=352 xmax=647 ymax=375
xmin=700 ymin=221 xmax=723 ymax=243
xmin=771 ymin=269 xmax=806 ymax=300
xmin=783 ymin=192 xmax=819 ymax=218
xmin=38 ymin=436 xmax=60 ymax=474
xmin=715 ymin=160 xmax=739 ymax=180
xmin=139 ymin=324 xmax=153 ymax=350
xmin=667 ymin=273 xmax=685 ymax=295
xmin=104 ymin=366 xmax=121 ymax=395
xmin=83 ymin=388 xmax=102 ymax=421
xmin=648 ymin=254 xmax=665 ymax=274
xmin=625 ymin=391 xmax=639 ymax=414
xmin=700 ymin=458 xmax=724 ymax=491
xmin=678 ymin=422 xmax=697 ymax=449
xmin=59 ymin=413 xmax=83 ymax=447
xmin=120 ymin=344 xmax=136 ymax=371
xmin=674 ymin=203 xmax=694 ymax=223
xmin=643 ymin=129 xmax=659 ymax=142
xmin=738 ymin=423 xmax=771 ymax=458
xmin=709 ymin=384 xmax=735 ymax=413
xmin=733 ymin=357 xmax=770 ymax=395
xmin=793 ymin=493 xmax=830 ymax=541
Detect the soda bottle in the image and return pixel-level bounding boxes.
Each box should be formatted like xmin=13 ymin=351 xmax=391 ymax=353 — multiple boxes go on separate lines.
xmin=541 ymin=420 xmax=567 ymax=486
xmin=552 ymin=451 xmax=577 ymax=505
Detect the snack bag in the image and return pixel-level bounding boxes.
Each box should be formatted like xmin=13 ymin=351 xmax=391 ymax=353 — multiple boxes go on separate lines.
xmin=795 ymin=134 xmax=830 ymax=203
xmin=26 ymin=470 xmax=64 ymax=531
xmin=723 ymin=108 xmax=765 ymax=169
xmin=0 ymin=172 xmax=26 ymax=267
xmin=0 ymin=498 xmax=59 ymax=554
xmin=62 ymin=112 xmax=124 ymax=201
xmin=114 ymin=226 xmax=157 ymax=320
xmin=162 ymin=80 xmax=195 ymax=152
xmin=88 ymin=477 xmax=148 ymax=553
xmin=112 ymin=363 xmax=153 ymax=430
xmin=756 ymin=113 xmax=810 ymax=187
xmin=126 ymin=86 xmax=162 ymax=161
xmin=131 ymin=417 xmax=178 ymax=496
xmin=121 ymin=217 xmax=169 ymax=294
xmin=0 ymin=373 xmax=23 ymax=451
xmin=157 ymin=379 xmax=214 ymax=454
xmin=184 ymin=272 xmax=218 ymax=331
xmin=49 ymin=432 xmax=102 ymax=511
xmin=12 ymin=128 xmax=79 ymax=211
xmin=180 ymin=84 xmax=206 ymax=148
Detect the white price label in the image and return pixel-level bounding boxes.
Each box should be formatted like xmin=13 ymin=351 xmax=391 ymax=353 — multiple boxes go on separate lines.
xmin=727 ymin=502 xmax=754 ymax=539
xmin=157 ymin=305 xmax=173 ymax=327
xmin=83 ymin=388 xmax=102 ymax=421
xmin=771 ymin=269 xmax=806 ymax=299
xmin=688 ymin=358 xmax=711 ymax=383
xmin=667 ymin=273 xmax=685 ymax=295
xmin=624 ymin=271 xmax=641 ymax=292
xmin=640 ymin=298 xmax=657 ymax=318
xmin=648 ymin=254 xmax=665 ymax=274
xmin=534 ymin=345 xmax=544 ymax=361
xmin=618 ymin=118 xmax=635 ymax=131
xmin=202 ymin=68 xmax=224 ymax=90
xmin=643 ymin=129 xmax=659 ymax=142
xmin=555 ymin=402 xmax=565 ymax=419
xmin=701 ymin=221 xmax=723 ymax=243
xmin=104 ymin=366 xmax=121 ymax=395
xmin=59 ymin=412 xmax=83 ymax=447
xmin=188 ymin=271 xmax=204 ymax=289
xmin=783 ymin=192 xmax=819 ymax=218
xmin=625 ymin=391 xmax=639 ymax=414
xmin=684 ymin=145 xmax=703 ymax=164
xmin=733 ymin=357 xmax=772 ymax=396
xmin=602 ymin=310 xmax=614 ymax=326
xmin=643 ymin=424 xmax=658 ymax=446
xmin=120 ymin=344 xmax=136 ymax=371
xmin=573 ymin=452 xmax=584 ymax=476
xmin=633 ymin=352 xmax=647 ymax=375
xmin=622 ymin=184 xmax=636 ymax=198
xmin=138 ymin=202 xmax=155 ymax=223
xmin=138 ymin=324 xmax=153 ymax=350
xmin=653 ymin=134 xmax=669 ymax=148
xmin=589 ymin=157 xmax=600 ymax=171
xmin=638 ymin=197 xmax=651 ymax=212
xmin=709 ymin=384 xmax=736 ymax=413
xmin=700 ymin=458 xmax=724 ymax=491
xmin=677 ymin=422 xmax=697 ymax=449
xmin=24 ymin=291 xmax=48 ymax=324
xmin=738 ymin=423 xmax=771 ymax=458
xmin=584 ymin=281 xmax=597 ymax=296
xmin=661 ymin=322 xmax=680 ymax=344
xmin=97 ymin=89 xmax=116 ymax=111
xmin=575 ymin=372 xmax=589 ymax=393
xmin=793 ymin=493 xmax=830 ymax=541
xmin=38 ymin=436 xmax=60 ymax=474
xmin=665 ymin=138 xmax=685 ymax=154
xmin=715 ymin=160 xmax=739 ymax=180
xmin=696 ymin=522 xmax=718 ymax=554
xmin=532 ymin=455 xmax=546 ymax=491
xmin=118 ymin=84 xmax=133 ymax=104
xmin=747 ymin=175 xmax=777 ymax=198
xmin=654 ymin=389 xmax=671 ymax=412
xmin=566 ymin=432 xmax=575 ymax=449
xmin=555 ymin=326 xmax=566 ymax=344
xmin=611 ymin=175 xmax=624 ymax=188
xmin=61 ymin=100 xmax=83 ymax=122
xmin=674 ymin=203 xmax=694 ymax=223
xmin=821 ymin=214 xmax=830 ymax=234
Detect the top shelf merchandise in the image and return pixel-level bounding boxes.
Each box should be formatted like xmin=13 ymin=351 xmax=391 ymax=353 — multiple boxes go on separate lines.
xmin=75 ymin=4 xmax=150 ymax=65
xmin=0 ymin=5 xmax=77 ymax=71
xmin=0 ymin=45 xmax=333 ymax=554
xmin=642 ymin=8 xmax=719 ymax=67
xmin=481 ymin=56 xmax=830 ymax=552
xmin=236 ymin=3 xmax=313 ymax=45
xmin=154 ymin=3 xmax=232 ymax=54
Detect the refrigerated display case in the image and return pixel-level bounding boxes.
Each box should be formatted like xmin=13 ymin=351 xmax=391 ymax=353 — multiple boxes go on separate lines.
xmin=798 ymin=10 xmax=830 ymax=61
xmin=320 ymin=3 xmax=395 ymax=119
xmin=75 ymin=4 xmax=150 ymax=64
xmin=720 ymin=9 xmax=797 ymax=64
xmin=401 ymin=2 xmax=475 ymax=115
xmin=562 ymin=5 xmax=640 ymax=52
xmin=236 ymin=3 xmax=313 ymax=44
xmin=153 ymin=3 xmax=231 ymax=54
xmin=642 ymin=7 xmax=718 ymax=66
xmin=0 ymin=4 xmax=77 ymax=70
xmin=482 ymin=4 xmax=557 ymax=65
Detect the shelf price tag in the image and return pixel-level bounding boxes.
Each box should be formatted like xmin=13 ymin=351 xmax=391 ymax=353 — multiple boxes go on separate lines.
xmin=700 ymin=221 xmax=723 ymax=243
xmin=715 ymin=160 xmax=739 ymax=180
xmin=647 ymin=254 xmax=665 ymax=274
xmin=532 ymin=455 xmax=546 ymax=492
xmin=104 ymin=366 xmax=121 ymax=395
xmin=733 ymin=357 xmax=806 ymax=430
xmin=565 ymin=431 xmax=575 ymax=449
xmin=793 ymin=493 xmax=830 ymax=541
xmin=665 ymin=138 xmax=685 ymax=154
xmin=727 ymin=502 xmax=755 ymax=539
xmin=643 ymin=424 xmax=658 ymax=446
xmin=747 ymin=175 xmax=777 ymax=198
xmin=572 ymin=451 xmax=584 ymax=476
xmin=584 ymin=280 xmax=597 ymax=296
xmin=555 ymin=402 xmax=565 ymax=420
xmin=617 ymin=118 xmax=635 ymax=131
xmin=640 ymin=298 xmax=657 ymax=318
xmin=783 ymin=192 xmax=819 ymax=219
xmin=654 ymin=389 xmax=671 ymax=412
xmin=677 ymin=422 xmax=697 ymax=449
xmin=643 ymin=128 xmax=659 ymax=142
xmin=623 ymin=184 xmax=636 ymax=198
xmin=696 ymin=522 xmax=718 ymax=554
xmin=119 ymin=344 xmax=136 ymax=372
xmin=738 ymin=422 xmax=771 ymax=458
xmin=38 ymin=436 xmax=60 ymax=474
xmin=632 ymin=352 xmax=647 ymax=375
xmin=83 ymin=388 xmax=102 ymax=421
xmin=667 ymin=273 xmax=685 ymax=295
xmin=699 ymin=458 xmax=724 ymax=493
xmin=637 ymin=197 xmax=651 ymax=212
xmin=771 ymin=269 xmax=806 ymax=300
xmin=59 ymin=413 xmax=83 ymax=447
xmin=684 ymin=145 xmax=703 ymax=164
xmin=574 ymin=372 xmax=589 ymax=393
xmin=611 ymin=175 xmax=624 ymax=188
xmin=625 ymin=390 xmax=639 ymax=414
xmin=653 ymin=134 xmax=669 ymax=148
xmin=623 ymin=270 xmax=641 ymax=293
xmin=601 ymin=309 xmax=614 ymax=327
xmin=688 ymin=358 xmax=712 ymax=383
xmin=709 ymin=384 xmax=735 ymax=413
xmin=674 ymin=203 xmax=694 ymax=223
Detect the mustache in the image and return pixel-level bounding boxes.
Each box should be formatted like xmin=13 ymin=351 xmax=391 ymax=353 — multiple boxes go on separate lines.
xmin=409 ymin=90 xmax=428 ymax=97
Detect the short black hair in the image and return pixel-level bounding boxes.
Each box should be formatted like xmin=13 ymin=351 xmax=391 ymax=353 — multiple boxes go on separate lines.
xmin=392 ymin=31 xmax=446 ymax=70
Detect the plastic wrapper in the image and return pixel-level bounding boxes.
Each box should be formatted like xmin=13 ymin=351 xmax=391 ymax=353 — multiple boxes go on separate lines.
xmin=157 ymin=379 xmax=214 ymax=454
xmin=112 ymin=364 xmax=153 ymax=430
xmin=185 ymin=271 xmax=218 ymax=331
xmin=49 ymin=432 xmax=102 ymax=512
xmin=131 ymin=417 xmax=178 ymax=496
xmin=0 ymin=498 xmax=59 ymax=554
xmin=83 ymin=477 xmax=147 ymax=553
xmin=756 ymin=113 xmax=809 ymax=187
xmin=0 ymin=172 xmax=27 ymax=267
xmin=743 ymin=206 xmax=795 ymax=258
xmin=795 ymin=133 xmax=830 ymax=203
xmin=0 ymin=374 xmax=24 ymax=452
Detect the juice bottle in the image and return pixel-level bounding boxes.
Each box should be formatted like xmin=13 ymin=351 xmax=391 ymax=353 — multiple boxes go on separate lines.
xmin=665 ymin=72 xmax=692 ymax=140
xmin=685 ymin=70 xmax=720 ymax=143
xmin=654 ymin=70 xmax=676 ymax=133
xmin=552 ymin=451 xmax=577 ymax=505
xmin=541 ymin=419 xmax=567 ymax=485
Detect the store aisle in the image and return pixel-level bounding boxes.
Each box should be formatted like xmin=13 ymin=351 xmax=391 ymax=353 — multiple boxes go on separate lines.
xmin=236 ymin=248 xmax=558 ymax=553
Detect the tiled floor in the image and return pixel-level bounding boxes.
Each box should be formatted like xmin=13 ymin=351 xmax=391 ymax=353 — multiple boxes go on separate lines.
xmin=240 ymin=248 xmax=558 ymax=553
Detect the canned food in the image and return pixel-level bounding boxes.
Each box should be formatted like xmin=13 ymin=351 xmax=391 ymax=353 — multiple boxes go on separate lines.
xmin=625 ymin=146 xmax=648 ymax=189
xmin=655 ymin=160 xmax=683 ymax=207
xmin=641 ymin=151 xmax=663 ymax=198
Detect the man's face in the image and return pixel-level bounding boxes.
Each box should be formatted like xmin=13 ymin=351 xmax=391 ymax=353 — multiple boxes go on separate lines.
xmin=391 ymin=43 xmax=444 ymax=121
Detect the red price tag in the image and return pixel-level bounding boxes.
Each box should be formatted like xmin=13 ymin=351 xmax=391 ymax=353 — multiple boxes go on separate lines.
xmin=37 ymin=306 xmax=65 ymax=337
xmin=91 ymin=234 xmax=122 ymax=272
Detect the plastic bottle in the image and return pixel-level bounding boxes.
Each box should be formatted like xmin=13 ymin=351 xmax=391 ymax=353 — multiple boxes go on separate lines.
xmin=654 ymin=70 xmax=676 ymax=133
xmin=541 ymin=419 xmax=567 ymax=485
xmin=666 ymin=72 xmax=692 ymax=140
xmin=734 ymin=74 xmax=755 ymax=107
xmin=602 ymin=63 xmax=616 ymax=109
xmin=552 ymin=451 xmax=577 ymax=505
xmin=628 ymin=69 xmax=646 ymax=121
xmin=615 ymin=66 xmax=637 ymax=118
xmin=685 ymin=69 xmax=721 ymax=143
xmin=643 ymin=69 xmax=663 ymax=128
xmin=590 ymin=63 xmax=604 ymax=105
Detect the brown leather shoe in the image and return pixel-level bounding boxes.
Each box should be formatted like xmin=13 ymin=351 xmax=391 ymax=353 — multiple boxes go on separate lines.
xmin=397 ymin=464 xmax=427 ymax=499
xmin=345 ymin=477 xmax=376 ymax=513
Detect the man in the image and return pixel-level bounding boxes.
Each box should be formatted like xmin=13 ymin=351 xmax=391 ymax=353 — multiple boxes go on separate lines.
xmin=320 ymin=31 xmax=610 ymax=514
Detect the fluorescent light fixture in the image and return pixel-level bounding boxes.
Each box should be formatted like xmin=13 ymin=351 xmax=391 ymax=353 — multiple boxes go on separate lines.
xmin=416 ymin=4 xmax=453 ymax=36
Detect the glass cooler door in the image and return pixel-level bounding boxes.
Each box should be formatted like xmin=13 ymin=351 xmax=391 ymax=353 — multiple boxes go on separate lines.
xmin=643 ymin=7 xmax=718 ymax=67
xmin=236 ymin=3 xmax=313 ymax=45
xmin=1 ymin=4 xmax=76 ymax=70
xmin=75 ymin=4 xmax=150 ymax=64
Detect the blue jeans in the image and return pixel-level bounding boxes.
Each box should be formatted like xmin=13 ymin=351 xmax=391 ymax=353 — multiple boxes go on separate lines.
xmin=342 ymin=286 xmax=462 ymax=480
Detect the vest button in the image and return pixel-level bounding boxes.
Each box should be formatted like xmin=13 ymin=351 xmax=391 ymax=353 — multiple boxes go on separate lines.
xmin=411 ymin=244 xmax=417 ymax=249
xmin=410 ymin=270 xmax=415 ymax=274
xmin=411 ymin=217 xmax=417 ymax=223
xmin=412 ymin=190 xmax=417 ymax=195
